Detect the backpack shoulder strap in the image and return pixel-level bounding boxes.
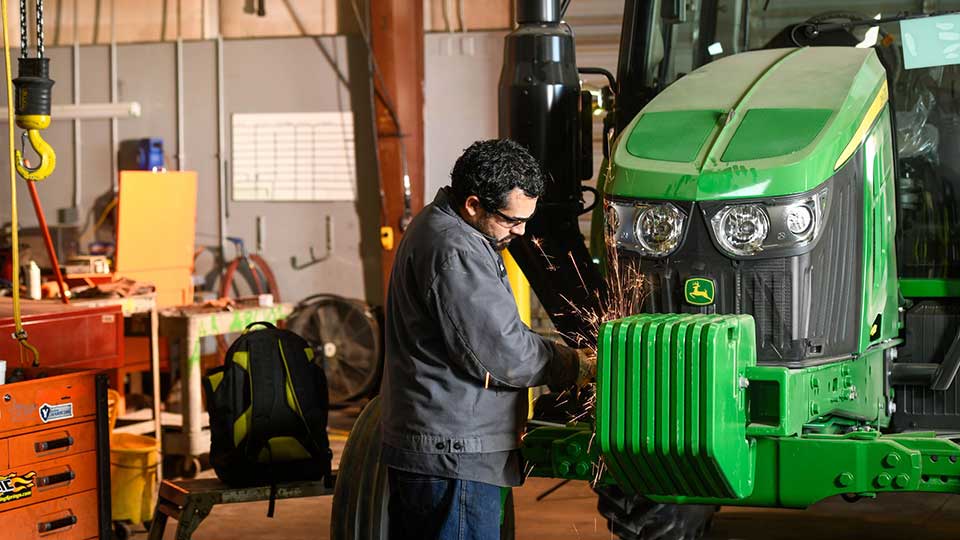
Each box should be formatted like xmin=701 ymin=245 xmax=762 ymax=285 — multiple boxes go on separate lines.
xmin=277 ymin=334 xmax=330 ymax=463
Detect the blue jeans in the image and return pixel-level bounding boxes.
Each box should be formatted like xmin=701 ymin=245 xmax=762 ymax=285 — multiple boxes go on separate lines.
xmin=387 ymin=467 xmax=502 ymax=540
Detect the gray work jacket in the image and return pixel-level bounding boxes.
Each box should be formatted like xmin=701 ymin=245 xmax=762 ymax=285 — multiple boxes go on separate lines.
xmin=380 ymin=188 xmax=578 ymax=462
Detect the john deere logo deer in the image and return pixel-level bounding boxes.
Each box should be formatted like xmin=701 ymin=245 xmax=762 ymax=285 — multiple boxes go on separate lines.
xmin=684 ymin=278 xmax=715 ymax=306
xmin=0 ymin=471 xmax=36 ymax=504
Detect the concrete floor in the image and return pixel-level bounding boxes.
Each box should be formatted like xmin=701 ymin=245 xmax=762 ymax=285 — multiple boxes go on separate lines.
xmin=131 ymin=408 xmax=960 ymax=540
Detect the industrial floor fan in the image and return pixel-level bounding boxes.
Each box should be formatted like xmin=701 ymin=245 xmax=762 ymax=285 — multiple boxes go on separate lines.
xmin=287 ymin=294 xmax=383 ymax=404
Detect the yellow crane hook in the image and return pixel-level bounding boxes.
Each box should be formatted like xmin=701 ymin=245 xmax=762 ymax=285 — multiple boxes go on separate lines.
xmin=12 ymin=9 xmax=57 ymax=182
xmin=15 ymin=116 xmax=55 ymax=180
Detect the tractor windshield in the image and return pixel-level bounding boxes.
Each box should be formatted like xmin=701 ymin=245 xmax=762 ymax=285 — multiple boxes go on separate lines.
xmin=892 ymin=58 xmax=960 ymax=278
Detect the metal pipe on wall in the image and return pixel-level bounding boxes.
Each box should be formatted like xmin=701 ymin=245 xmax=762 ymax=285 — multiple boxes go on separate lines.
xmin=174 ymin=0 xmax=185 ymax=171
xmin=0 ymin=102 xmax=142 ymax=119
xmin=110 ymin=0 xmax=118 ymax=192
xmin=176 ymin=38 xmax=185 ymax=170
xmin=72 ymin=0 xmax=81 ymax=210
xmin=72 ymin=43 xmax=81 ymax=209
xmin=216 ymin=35 xmax=228 ymax=261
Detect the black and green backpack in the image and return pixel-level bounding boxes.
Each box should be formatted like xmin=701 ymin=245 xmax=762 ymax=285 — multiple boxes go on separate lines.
xmin=203 ymin=322 xmax=333 ymax=497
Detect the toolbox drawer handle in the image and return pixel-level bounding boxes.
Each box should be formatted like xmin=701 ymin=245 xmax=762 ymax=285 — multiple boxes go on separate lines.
xmin=37 ymin=515 xmax=78 ymax=533
xmin=34 ymin=435 xmax=74 ymax=453
xmin=37 ymin=470 xmax=75 ymax=487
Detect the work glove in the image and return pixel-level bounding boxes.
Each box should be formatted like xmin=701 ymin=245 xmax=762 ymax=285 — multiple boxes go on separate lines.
xmin=575 ymin=348 xmax=597 ymax=386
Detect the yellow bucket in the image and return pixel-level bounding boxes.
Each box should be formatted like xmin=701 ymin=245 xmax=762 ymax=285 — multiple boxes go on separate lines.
xmin=110 ymin=432 xmax=159 ymax=524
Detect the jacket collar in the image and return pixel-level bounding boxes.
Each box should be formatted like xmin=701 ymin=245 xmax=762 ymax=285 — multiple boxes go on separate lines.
xmin=434 ymin=187 xmax=502 ymax=250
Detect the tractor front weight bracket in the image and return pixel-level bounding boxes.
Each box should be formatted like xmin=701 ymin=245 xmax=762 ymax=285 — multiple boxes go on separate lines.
xmin=522 ymin=425 xmax=960 ymax=508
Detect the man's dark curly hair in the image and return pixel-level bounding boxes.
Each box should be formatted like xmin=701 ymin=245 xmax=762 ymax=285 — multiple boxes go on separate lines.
xmin=450 ymin=139 xmax=544 ymax=211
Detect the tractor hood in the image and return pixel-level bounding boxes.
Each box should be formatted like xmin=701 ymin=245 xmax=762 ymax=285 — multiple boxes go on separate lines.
xmin=607 ymin=47 xmax=888 ymax=201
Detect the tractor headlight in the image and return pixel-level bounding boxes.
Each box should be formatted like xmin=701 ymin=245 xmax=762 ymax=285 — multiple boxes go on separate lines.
xmin=785 ymin=204 xmax=814 ymax=235
xmin=706 ymin=186 xmax=829 ymax=258
xmin=635 ymin=204 xmax=685 ymax=256
xmin=605 ymin=200 xmax=687 ymax=258
xmin=712 ymin=204 xmax=770 ymax=256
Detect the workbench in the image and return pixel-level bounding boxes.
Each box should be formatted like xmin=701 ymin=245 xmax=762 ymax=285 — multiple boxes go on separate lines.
xmin=147 ymin=474 xmax=336 ymax=540
xmin=158 ymin=304 xmax=293 ymax=477
xmin=72 ymin=293 xmax=163 ymax=483
xmin=71 ymin=294 xmax=159 ymax=424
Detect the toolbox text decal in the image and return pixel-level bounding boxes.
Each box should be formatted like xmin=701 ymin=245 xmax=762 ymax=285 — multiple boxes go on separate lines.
xmin=39 ymin=402 xmax=74 ymax=423
xmin=0 ymin=471 xmax=36 ymax=503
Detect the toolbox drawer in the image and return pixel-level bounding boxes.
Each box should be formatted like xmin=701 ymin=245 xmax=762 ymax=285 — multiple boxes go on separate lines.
xmin=0 ymin=371 xmax=98 ymax=435
xmin=0 ymin=488 xmax=99 ymax=539
xmin=0 ymin=304 xmax=123 ymax=371
xmin=7 ymin=421 xmax=96 ymax=468
xmin=0 ymin=450 xmax=97 ymax=512
xmin=0 ymin=438 xmax=6 ymax=469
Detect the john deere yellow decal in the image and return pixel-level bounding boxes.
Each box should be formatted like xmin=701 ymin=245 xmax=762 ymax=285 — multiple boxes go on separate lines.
xmin=684 ymin=278 xmax=715 ymax=306
xmin=0 ymin=471 xmax=36 ymax=504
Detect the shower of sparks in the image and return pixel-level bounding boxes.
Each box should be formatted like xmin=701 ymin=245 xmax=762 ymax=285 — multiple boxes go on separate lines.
xmin=531 ymin=237 xmax=557 ymax=271
xmin=529 ymin=227 xmax=648 ymax=487
xmin=524 ymin=461 xmax=536 ymax=481
xmin=592 ymin=460 xmax=607 ymax=487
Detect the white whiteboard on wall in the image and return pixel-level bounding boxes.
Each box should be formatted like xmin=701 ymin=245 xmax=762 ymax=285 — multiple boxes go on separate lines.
xmin=232 ymin=112 xmax=357 ymax=201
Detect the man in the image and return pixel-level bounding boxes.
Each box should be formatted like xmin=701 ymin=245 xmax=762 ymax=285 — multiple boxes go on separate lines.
xmin=380 ymin=139 xmax=594 ymax=539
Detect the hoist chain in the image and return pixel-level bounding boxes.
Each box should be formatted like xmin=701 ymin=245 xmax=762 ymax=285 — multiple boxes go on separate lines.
xmin=18 ymin=0 xmax=26 ymax=57
xmin=35 ymin=0 xmax=43 ymax=57
xmin=18 ymin=0 xmax=44 ymax=57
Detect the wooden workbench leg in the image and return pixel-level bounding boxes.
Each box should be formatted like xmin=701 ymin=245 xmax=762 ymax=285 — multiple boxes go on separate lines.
xmin=147 ymin=506 xmax=170 ymax=540
xmin=181 ymin=321 xmax=204 ymax=470
xmin=174 ymin=498 xmax=214 ymax=540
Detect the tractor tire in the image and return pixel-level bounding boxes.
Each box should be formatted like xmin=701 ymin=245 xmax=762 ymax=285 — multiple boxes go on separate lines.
xmin=595 ymin=484 xmax=715 ymax=540
xmin=330 ymin=396 xmax=515 ymax=539
xmin=330 ymin=397 xmax=390 ymax=539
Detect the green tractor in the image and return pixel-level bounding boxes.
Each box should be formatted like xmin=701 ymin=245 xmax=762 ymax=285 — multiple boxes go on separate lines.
xmin=528 ymin=31 xmax=912 ymax=540
xmin=333 ymin=2 xmax=960 ymax=539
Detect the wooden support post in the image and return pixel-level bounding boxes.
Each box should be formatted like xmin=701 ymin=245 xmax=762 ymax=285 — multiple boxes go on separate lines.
xmin=369 ymin=0 xmax=426 ymax=293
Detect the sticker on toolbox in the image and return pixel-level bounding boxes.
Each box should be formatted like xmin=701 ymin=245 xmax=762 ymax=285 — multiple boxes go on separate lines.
xmin=0 ymin=471 xmax=35 ymax=504
xmin=38 ymin=403 xmax=74 ymax=423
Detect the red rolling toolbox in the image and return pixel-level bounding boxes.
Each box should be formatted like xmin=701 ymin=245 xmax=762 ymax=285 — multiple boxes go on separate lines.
xmin=0 ymin=298 xmax=124 ymax=372
xmin=0 ymin=300 xmax=119 ymax=539
xmin=0 ymin=368 xmax=111 ymax=539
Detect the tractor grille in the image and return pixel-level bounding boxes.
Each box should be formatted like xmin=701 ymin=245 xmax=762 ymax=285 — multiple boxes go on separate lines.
xmin=628 ymin=165 xmax=862 ymax=367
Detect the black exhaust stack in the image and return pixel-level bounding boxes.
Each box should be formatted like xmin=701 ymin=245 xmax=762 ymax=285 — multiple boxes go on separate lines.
xmin=499 ymin=0 xmax=605 ymax=347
